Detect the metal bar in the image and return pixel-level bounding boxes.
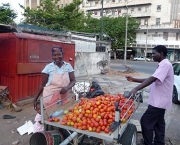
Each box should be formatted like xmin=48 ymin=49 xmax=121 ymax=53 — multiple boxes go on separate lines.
xmin=145 ymin=20 xmax=148 ymax=62
xmin=40 ymin=97 xmax=44 ymax=124
xmin=101 ymin=0 xmax=104 ymax=41
xmin=60 ymin=132 xmax=78 ymax=145
xmin=121 ymin=97 xmax=137 ymax=120
xmin=124 ymin=3 xmax=128 ymax=65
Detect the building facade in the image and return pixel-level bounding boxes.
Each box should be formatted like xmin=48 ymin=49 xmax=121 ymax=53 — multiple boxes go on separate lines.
xmin=80 ymin=0 xmax=180 ymax=61
xmin=24 ymin=0 xmax=73 ymax=9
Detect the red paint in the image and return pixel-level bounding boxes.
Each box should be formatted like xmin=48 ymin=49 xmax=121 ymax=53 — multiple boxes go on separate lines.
xmin=0 ymin=32 xmax=75 ymax=103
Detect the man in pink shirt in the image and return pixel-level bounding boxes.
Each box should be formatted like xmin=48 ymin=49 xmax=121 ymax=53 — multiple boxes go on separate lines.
xmin=126 ymin=45 xmax=174 ymax=145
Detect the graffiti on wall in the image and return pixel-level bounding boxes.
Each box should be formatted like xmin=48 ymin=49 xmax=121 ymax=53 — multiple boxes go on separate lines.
xmin=97 ymin=59 xmax=108 ymax=74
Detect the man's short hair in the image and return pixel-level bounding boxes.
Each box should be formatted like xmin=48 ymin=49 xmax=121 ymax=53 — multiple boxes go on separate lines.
xmin=153 ymin=45 xmax=167 ymax=57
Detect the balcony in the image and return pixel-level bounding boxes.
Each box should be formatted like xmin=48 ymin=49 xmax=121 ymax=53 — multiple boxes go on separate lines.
xmin=139 ymin=20 xmax=180 ymax=30
xmin=129 ymin=11 xmax=151 ymax=18
xmin=83 ymin=0 xmax=152 ymax=10
xmin=132 ymin=40 xmax=180 ymax=49
xmin=140 ymin=23 xmax=174 ymax=29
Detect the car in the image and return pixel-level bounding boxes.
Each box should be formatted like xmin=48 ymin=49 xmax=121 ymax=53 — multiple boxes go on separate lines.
xmin=172 ymin=62 xmax=180 ymax=104
xmin=133 ymin=56 xmax=151 ymax=62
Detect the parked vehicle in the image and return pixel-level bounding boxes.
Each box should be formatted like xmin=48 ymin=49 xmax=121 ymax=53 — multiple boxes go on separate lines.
xmin=133 ymin=56 xmax=151 ymax=62
xmin=172 ymin=62 xmax=180 ymax=104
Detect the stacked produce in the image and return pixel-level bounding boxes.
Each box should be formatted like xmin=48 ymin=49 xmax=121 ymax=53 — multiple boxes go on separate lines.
xmin=60 ymin=94 xmax=136 ymax=134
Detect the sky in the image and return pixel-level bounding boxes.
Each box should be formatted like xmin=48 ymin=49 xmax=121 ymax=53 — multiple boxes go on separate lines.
xmin=0 ymin=0 xmax=24 ymax=23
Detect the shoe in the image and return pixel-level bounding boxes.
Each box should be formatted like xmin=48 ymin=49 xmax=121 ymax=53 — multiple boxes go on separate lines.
xmin=0 ymin=104 xmax=4 ymax=109
xmin=3 ymin=115 xmax=16 ymax=119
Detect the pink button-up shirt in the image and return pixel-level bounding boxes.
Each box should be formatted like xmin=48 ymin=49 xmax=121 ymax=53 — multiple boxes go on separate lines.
xmin=148 ymin=59 xmax=174 ymax=110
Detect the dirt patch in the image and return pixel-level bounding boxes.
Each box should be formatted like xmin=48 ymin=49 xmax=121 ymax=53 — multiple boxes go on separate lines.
xmin=102 ymin=68 xmax=140 ymax=77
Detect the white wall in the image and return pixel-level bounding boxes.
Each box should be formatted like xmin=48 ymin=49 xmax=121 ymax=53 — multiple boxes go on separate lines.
xmin=74 ymin=52 xmax=109 ymax=77
xmin=71 ymin=35 xmax=96 ymax=52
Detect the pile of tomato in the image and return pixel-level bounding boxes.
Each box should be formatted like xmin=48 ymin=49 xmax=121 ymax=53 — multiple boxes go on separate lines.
xmin=61 ymin=94 xmax=135 ymax=134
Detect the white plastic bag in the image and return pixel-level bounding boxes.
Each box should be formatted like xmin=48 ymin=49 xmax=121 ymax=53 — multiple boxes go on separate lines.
xmin=17 ymin=120 xmax=34 ymax=135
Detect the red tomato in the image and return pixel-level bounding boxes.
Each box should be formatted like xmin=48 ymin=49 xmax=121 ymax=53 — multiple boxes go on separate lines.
xmin=105 ymin=128 xmax=110 ymax=133
xmin=82 ymin=126 xmax=87 ymax=130
xmin=103 ymin=121 xmax=108 ymax=126
xmin=99 ymin=121 xmax=104 ymax=126
xmin=96 ymin=128 xmax=101 ymax=133
xmin=101 ymin=126 xmax=105 ymax=131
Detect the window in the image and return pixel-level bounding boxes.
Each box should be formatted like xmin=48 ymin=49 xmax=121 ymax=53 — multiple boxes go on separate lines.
xmin=163 ymin=32 xmax=168 ymax=40
xmin=144 ymin=19 xmax=148 ymax=25
xmin=176 ymin=33 xmax=179 ymax=40
xmin=96 ymin=46 xmax=106 ymax=52
xmin=61 ymin=4 xmax=63 ymax=8
xmin=118 ymin=9 xmax=121 ymax=14
xmin=145 ymin=6 xmax=148 ymax=12
xmin=95 ymin=1 xmax=98 ymax=4
xmin=157 ymin=5 xmax=161 ymax=11
xmin=106 ymin=0 xmax=110 ymax=3
xmin=152 ymin=32 xmax=158 ymax=37
xmin=94 ymin=11 xmax=97 ymax=15
xmin=131 ymin=8 xmax=134 ymax=13
xmin=112 ymin=0 xmax=115 ymax=2
xmin=173 ymin=63 xmax=180 ymax=76
xmin=105 ymin=10 xmax=112 ymax=15
xmin=26 ymin=0 xmax=29 ymax=5
xmin=156 ymin=18 xmax=160 ymax=25
xmin=138 ymin=7 xmax=141 ymax=11
xmin=137 ymin=19 xmax=141 ymax=24
xmin=112 ymin=10 xmax=115 ymax=16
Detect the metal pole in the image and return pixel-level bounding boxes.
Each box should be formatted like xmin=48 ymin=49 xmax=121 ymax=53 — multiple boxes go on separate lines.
xmin=145 ymin=21 xmax=148 ymax=62
xmin=101 ymin=0 xmax=104 ymax=41
xmin=124 ymin=5 xmax=128 ymax=65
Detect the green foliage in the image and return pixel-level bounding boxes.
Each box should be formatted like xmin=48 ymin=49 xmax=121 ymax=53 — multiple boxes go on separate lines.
xmin=79 ymin=15 xmax=140 ymax=51
xmin=21 ymin=0 xmax=85 ymax=30
xmin=103 ymin=16 xmax=140 ymax=50
xmin=0 ymin=3 xmax=17 ymax=24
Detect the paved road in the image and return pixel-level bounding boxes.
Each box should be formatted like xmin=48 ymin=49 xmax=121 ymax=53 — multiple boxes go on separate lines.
xmin=110 ymin=59 xmax=158 ymax=74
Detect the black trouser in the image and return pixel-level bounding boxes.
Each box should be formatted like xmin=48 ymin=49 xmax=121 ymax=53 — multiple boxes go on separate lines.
xmin=140 ymin=105 xmax=165 ymax=145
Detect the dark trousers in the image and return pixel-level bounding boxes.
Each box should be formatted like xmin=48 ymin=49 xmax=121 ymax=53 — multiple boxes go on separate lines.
xmin=140 ymin=105 xmax=165 ymax=145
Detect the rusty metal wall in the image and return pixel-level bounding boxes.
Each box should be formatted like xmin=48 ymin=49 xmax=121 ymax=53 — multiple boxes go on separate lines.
xmin=0 ymin=32 xmax=75 ymax=102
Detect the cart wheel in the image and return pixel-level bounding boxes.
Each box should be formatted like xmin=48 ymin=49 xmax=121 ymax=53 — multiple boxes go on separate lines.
xmin=119 ymin=123 xmax=137 ymax=145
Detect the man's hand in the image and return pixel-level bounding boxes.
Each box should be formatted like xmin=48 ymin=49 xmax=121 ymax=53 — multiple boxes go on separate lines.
xmin=60 ymin=87 xmax=69 ymax=94
xmin=129 ymin=88 xmax=138 ymax=99
xmin=125 ymin=75 xmax=134 ymax=82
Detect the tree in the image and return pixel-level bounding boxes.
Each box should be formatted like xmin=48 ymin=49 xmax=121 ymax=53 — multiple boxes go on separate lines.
xmin=103 ymin=16 xmax=139 ymax=51
xmin=20 ymin=0 xmax=86 ymax=31
xmin=0 ymin=3 xmax=17 ymax=24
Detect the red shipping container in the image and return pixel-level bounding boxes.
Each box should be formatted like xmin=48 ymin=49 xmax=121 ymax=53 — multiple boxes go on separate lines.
xmin=0 ymin=32 xmax=75 ymax=103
